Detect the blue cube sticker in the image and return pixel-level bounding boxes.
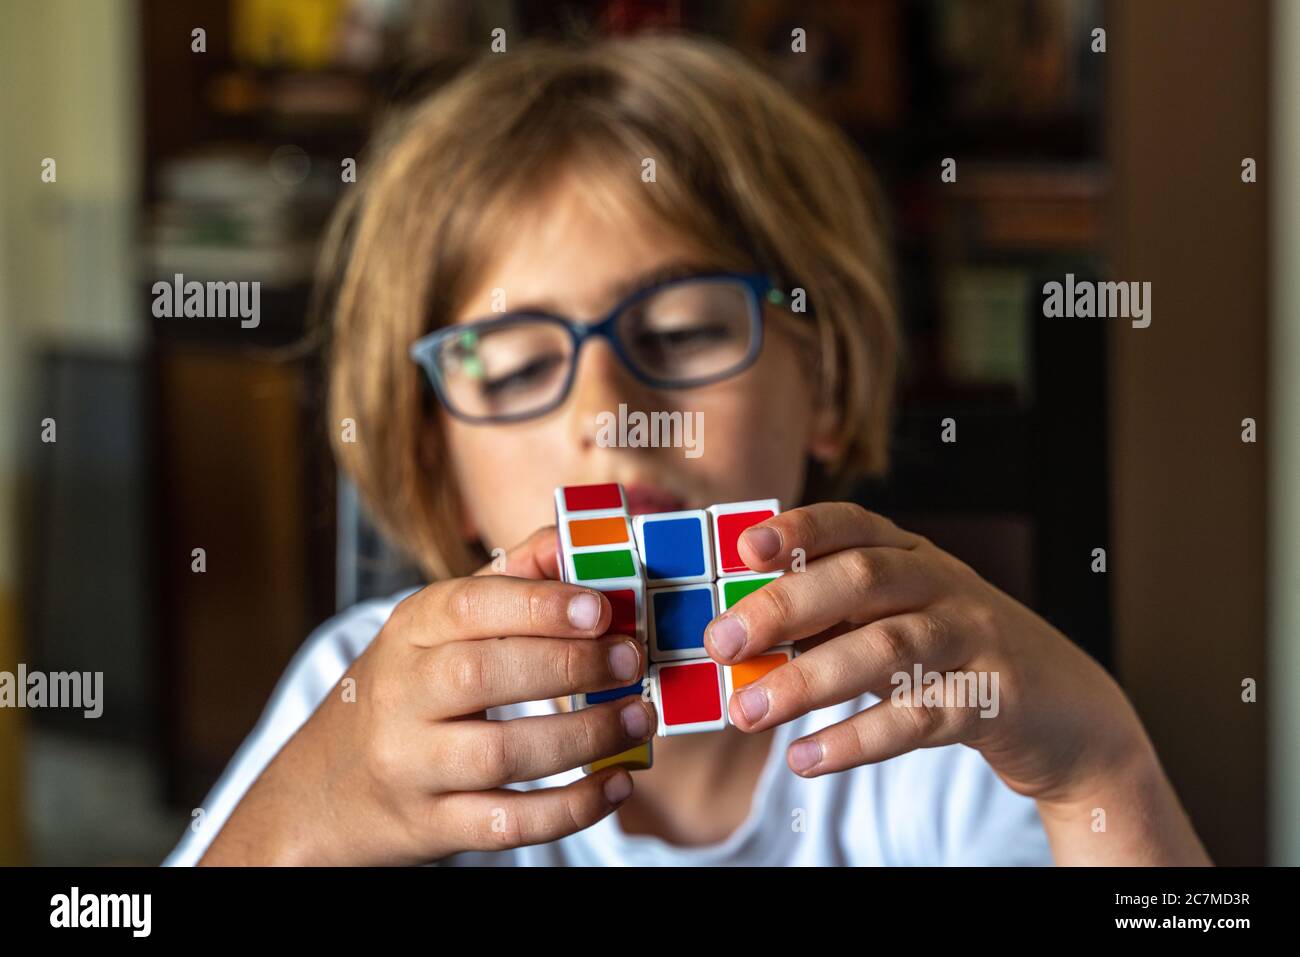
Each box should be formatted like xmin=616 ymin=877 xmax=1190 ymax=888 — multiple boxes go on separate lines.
xmin=652 ymin=587 xmax=714 ymax=653
xmin=585 ymin=680 xmax=645 ymax=705
xmin=643 ymin=517 xmax=706 ymax=581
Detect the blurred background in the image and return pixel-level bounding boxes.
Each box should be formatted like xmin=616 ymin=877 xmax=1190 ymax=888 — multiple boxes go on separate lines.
xmin=0 ymin=0 xmax=1295 ymax=866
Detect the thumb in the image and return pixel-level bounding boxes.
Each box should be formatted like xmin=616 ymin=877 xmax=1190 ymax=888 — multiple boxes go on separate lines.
xmin=472 ymin=525 xmax=562 ymax=580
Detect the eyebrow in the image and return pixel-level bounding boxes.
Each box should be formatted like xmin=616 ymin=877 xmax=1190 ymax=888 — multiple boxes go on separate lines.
xmin=606 ymin=261 xmax=722 ymax=303
xmin=505 ymin=260 xmax=724 ymax=319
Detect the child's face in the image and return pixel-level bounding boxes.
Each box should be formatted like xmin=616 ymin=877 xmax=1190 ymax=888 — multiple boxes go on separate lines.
xmin=439 ymin=176 xmax=836 ymax=548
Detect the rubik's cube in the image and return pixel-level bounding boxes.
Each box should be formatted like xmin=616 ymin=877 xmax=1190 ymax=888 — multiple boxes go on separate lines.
xmin=555 ymin=483 xmax=794 ymax=774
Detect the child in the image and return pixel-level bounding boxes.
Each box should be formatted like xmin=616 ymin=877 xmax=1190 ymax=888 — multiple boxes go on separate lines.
xmin=165 ymin=33 xmax=1207 ymax=866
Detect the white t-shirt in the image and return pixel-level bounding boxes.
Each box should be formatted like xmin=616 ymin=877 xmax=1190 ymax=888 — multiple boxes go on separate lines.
xmin=163 ymin=589 xmax=1054 ymax=866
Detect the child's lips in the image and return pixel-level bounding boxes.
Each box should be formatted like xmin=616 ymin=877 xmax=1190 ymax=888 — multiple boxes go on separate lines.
xmin=623 ymin=484 xmax=687 ymax=515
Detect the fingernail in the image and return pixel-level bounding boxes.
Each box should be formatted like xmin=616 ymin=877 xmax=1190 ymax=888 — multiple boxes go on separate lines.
xmin=568 ymin=592 xmax=601 ymax=630
xmin=608 ymin=640 xmax=640 ymax=681
xmin=708 ymin=616 xmax=746 ymax=660
xmin=743 ymin=526 xmax=781 ymax=562
xmin=620 ymin=700 xmax=650 ymax=739
xmin=788 ymin=739 xmax=823 ymax=773
xmin=603 ymin=770 xmax=633 ymax=803
xmin=735 ymin=686 xmax=769 ymax=724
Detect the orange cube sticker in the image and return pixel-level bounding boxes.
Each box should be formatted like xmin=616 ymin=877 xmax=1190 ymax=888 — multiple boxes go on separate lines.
xmin=569 ymin=516 xmax=629 ymax=547
xmin=729 ymin=652 xmax=789 ymax=690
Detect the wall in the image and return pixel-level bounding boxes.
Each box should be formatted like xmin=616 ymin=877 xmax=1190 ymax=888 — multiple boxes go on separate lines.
xmin=0 ymin=0 xmax=141 ymax=864
xmin=1108 ymin=0 xmax=1270 ymax=864
xmin=1270 ymin=0 xmax=1300 ymax=867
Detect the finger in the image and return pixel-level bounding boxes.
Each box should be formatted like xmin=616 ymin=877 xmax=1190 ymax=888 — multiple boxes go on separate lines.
xmin=737 ymin=502 xmax=922 ymax=573
xmin=439 ymin=768 xmax=634 ymax=851
xmin=794 ymin=621 xmax=856 ymax=654
xmin=397 ymin=575 xmax=610 ymax=648
xmin=428 ymin=698 xmax=657 ymax=790
xmin=473 ymin=526 xmax=561 ymax=581
xmin=782 ymin=683 xmax=982 ymax=777
xmin=726 ymin=612 xmax=962 ymax=732
xmin=420 ymin=634 xmax=647 ymax=718
xmin=705 ymin=547 xmax=933 ymax=662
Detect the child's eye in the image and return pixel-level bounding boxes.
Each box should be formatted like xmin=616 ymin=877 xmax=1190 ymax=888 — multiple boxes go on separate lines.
xmin=480 ymin=352 xmax=567 ymax=398
xmin=633 ymin=323 xmax=733 ymax=354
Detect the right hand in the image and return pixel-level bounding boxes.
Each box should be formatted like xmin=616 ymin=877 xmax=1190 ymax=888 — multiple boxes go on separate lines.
xmin=198 ymin=526 xmax=656 ymax=865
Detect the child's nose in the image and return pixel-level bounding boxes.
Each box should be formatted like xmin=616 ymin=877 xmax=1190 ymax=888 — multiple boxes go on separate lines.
xmin=565 ymin=339 xmax=657 ymax=443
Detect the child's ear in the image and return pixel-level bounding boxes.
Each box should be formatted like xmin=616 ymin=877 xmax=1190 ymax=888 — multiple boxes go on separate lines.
xmin=793 ymin=325 xmax=843 ymax=465
xmin=808 ymin=401 xmax=843 ymax=465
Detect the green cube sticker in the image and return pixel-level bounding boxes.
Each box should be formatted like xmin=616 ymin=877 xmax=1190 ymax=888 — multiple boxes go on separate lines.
xmin=573 ymin=549 xmax=635 ymax=581
xmin=722 ymin=575 xmax=779 ymax=607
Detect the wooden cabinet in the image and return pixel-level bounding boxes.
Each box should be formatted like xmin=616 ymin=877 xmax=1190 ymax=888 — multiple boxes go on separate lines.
xmin=152 ymin=342 xmax=335 ymax=803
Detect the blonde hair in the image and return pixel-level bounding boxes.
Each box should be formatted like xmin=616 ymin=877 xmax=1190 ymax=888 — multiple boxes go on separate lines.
xmin=319 ymin=32 xmax=899 ymax=581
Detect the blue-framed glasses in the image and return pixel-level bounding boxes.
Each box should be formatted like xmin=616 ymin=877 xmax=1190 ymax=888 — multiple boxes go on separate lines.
xmin=410 ymin=271 xmax=792 ymax=424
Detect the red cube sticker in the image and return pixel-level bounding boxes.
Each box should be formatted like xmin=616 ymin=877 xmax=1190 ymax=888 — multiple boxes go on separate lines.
xmin=602 ymin=588 xmax=637 ymax=637
xmin=660 ymin=662 xmax=722 ymax=725
xmin=563 ymin=483 xmax=624 ymax=512
xmin=717 ymin=509 xmax=776 ymax=574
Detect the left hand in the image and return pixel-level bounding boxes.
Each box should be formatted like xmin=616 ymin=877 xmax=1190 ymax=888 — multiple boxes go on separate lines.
xmin=703 ymin=502 xmax=1150 ymax=806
